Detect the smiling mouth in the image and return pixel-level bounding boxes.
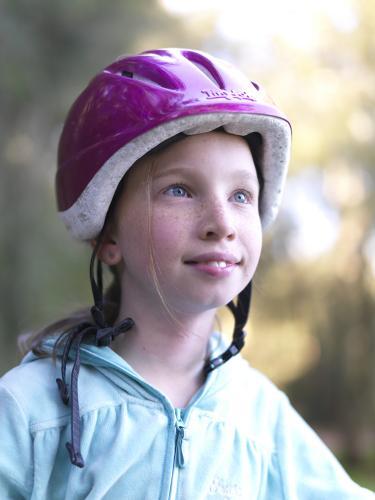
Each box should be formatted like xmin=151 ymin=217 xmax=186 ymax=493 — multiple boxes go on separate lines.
xmin=185 ymin=260 xmax=238 ymax=268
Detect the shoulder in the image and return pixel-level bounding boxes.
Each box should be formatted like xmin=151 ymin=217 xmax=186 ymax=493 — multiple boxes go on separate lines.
xmin=0 ymin=354 xmax=121 ymax=426
xmin=223 ymin=358 xmax=375 ymax=498
xmin=1 ymin=356 xmax=66 ymax=425
xmin=208 ymin=332 xmax=286 ymax=411
xmin=220 ymin=354 xmax=287 ymax=415
xmin=2 ymin=355 xmax=58 ymax=392
xmin=204 ymin=353 xmax=289 ymax=448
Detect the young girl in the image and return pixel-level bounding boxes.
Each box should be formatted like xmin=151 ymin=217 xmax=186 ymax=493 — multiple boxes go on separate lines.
xmin=0 ymin=48 xmax=373 ymax=499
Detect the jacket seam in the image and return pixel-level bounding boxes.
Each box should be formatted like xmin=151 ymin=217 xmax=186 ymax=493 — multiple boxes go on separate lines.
xmin=29 ymin=395 xmax=165 ymax=433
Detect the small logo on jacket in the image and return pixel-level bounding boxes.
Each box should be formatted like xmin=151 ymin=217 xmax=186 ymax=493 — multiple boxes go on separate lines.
xmin=208 ymin=476 xmax=244 ymax=499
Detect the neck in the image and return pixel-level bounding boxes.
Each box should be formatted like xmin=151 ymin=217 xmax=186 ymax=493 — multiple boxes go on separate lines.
xmin=111 ymin=297 xmax=217 ymax=407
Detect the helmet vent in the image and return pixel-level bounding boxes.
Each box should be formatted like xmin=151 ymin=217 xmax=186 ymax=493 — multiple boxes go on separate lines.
xmin=182 ymin=50 xmax=225 ymax=89
xmin=118 ymin=68 xmax=178 ymax=89
xmin=190 ymin=61 xmax=220 ymax=87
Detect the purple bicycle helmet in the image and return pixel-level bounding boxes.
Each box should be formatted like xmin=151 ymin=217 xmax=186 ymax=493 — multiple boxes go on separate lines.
xmin=57 ymin=48 xmax=291 ymax=240
xmin=54 ymin=49 xmax=292 ymax=467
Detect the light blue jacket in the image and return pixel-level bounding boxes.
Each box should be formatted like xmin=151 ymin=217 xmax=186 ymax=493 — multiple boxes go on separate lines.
xmin=0 ymin=334 xmax=373 ymax=499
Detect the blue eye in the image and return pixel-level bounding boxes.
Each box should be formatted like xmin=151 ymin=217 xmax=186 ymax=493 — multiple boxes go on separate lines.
xmin=165 ymin=185 xmax=189 ymax=197
xmin=232 ymin=191 xmax=250 ymax=204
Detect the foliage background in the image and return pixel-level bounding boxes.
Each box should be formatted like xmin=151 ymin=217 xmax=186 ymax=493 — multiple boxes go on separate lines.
xmin=1 ymin=0 xmax=374 ymax=487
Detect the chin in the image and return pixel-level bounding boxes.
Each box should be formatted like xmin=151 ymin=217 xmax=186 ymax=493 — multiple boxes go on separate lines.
xmin=171 ymin=291 xmax=240 ymax=315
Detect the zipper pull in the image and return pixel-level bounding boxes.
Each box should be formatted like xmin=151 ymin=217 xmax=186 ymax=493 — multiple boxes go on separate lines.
xmin=175 ymin=409 xmax=187 ymax=469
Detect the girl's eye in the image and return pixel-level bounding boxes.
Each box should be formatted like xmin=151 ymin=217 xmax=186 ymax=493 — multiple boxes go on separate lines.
xmin=164 ymin=185 xmax=190 ymax=198
xmin=232 ymin=190 xmax=251 ymax=204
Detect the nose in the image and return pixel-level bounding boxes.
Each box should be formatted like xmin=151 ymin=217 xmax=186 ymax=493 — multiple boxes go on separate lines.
xmin=198 ymin=200 xmax=236 ymax=241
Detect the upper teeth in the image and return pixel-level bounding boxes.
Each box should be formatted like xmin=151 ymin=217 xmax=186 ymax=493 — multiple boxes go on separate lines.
xmin=205 ymin=261 xmax=228 ymax=268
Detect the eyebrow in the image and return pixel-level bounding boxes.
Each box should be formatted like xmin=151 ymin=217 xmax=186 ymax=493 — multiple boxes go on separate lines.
xmin=229 ymin=168 xmax=260 ymax=184
xmin=153 ymin=166 xmax=259 ymax=185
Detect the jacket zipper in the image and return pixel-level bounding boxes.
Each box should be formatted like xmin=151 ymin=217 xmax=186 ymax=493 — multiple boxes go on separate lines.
xmin=168 ymin=408 xmax=187 ymax=499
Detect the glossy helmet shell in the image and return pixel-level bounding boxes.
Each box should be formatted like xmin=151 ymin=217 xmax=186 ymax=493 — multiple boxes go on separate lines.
xmin=56 ymin=48 xmax=291 ymax=240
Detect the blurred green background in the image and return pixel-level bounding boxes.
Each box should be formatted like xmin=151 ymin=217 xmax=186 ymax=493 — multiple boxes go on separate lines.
xmin=1 ymin=0 xmax=374 ymax=489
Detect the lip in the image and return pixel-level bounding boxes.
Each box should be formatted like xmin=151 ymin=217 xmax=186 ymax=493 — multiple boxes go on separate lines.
xmin=184 ymin=252 xmax=241 ymax=277
xmin=184 ymin=252 xmax=241 ymax=265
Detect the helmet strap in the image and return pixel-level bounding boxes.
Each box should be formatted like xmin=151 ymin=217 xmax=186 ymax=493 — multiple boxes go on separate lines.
xmin=89 ymin=231 xmax=107 ymax=328
xmin=56 ymin=229 xmax=134 ymax=468
xmin=204 ymin=281 xmax=252 ymax=373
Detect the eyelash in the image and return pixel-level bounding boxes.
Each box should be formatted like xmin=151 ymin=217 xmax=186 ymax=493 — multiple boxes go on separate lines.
xmin=163 ymin=184 xmax=254 ymax=204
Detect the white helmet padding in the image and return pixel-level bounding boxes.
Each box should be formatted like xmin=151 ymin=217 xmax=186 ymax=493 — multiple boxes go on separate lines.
xmin=60 ymin=113 xmax=291 ymax=240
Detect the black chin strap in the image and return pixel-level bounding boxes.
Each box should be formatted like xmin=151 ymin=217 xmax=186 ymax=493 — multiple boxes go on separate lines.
xmin=55 ymin=236 xmax=134 ymax=467
xmin=204 ymin=281 xmax=252 ymax=374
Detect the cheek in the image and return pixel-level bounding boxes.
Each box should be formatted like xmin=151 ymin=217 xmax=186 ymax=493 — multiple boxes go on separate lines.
xmin=250 ymin=228 xmax=263 ymax=269
xmin=253 ymin=235 xmax=263 ymax=268
xmin=241 ymin=220 xmax=262 ymax=274
xmin=151 ymin=210 xmax=192 ymax=255
xmin=117 ymin=210 xmax=150 ymax=267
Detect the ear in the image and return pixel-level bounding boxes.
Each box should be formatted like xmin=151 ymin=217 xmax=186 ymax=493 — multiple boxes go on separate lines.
xmin=90 ymin=231 xmax=122 ymax=267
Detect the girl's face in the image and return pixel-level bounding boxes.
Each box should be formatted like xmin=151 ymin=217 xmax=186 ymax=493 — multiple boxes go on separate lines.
xmin=109 ymin=131 xmax=262 ymax=316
